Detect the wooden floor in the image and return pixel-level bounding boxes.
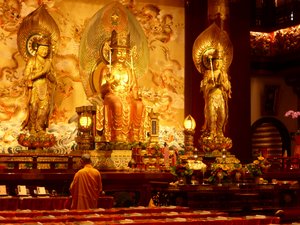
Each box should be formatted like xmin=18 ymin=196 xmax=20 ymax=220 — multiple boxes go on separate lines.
xmin=0 ymin=206 xmax=281 ymax=225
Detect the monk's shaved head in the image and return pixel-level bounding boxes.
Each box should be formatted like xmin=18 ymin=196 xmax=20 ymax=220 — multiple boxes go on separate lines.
xmin=81 ymin=154 xmax=92 ymax=164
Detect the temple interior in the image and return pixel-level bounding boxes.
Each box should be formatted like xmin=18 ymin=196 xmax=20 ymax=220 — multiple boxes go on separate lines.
xmin=1 ymin=0 xmax=300 ymax=224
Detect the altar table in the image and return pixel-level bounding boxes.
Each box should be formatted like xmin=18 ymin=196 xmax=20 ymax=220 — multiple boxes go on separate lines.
xmin=150 ymin=181 xmax=300 ymax=214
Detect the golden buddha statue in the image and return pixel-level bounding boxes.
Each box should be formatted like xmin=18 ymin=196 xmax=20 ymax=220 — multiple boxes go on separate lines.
xmin=98 ymin=30 xmax=145 ymax=142
xmin=78 ymin=2 xmax=149 ymax=145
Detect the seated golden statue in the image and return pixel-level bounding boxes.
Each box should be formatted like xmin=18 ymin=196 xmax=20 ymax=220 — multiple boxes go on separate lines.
xmin=78 ymin=2 xmax=149 ymax=146
xmin=21 ymin=36 xmax=56 ymax=135
xmin=98 ymin=30 xmax=145 ymax=143
xmin=200 ymin=49 xmax=231 ymax=139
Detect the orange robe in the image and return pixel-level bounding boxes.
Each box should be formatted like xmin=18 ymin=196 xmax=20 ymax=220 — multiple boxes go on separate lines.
xmin=70 ymin=164 xmax=102 ymax=209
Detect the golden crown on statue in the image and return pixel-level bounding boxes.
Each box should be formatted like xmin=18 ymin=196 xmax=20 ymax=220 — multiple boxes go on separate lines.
xmin=36 ymin=35 xmax=51 ymax=46
xmin=110 ymin=30 xmax=130 ymax=49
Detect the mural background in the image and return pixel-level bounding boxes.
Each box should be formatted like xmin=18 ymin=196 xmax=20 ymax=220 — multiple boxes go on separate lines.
xmin=0 ymin=0 xmax=185 ymax=153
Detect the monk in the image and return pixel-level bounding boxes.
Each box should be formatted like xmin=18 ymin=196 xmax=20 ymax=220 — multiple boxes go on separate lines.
xmin=70 ymin=154 xmax=102 ymax=209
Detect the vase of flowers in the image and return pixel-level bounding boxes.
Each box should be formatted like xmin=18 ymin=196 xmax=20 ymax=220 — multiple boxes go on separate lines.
xmin=285 ymin=110 xmax=300 ymax=119
xmin=208 ymin=157 xmax=242 ymax=184
xmin=246 ymin=156 xmax=270 ymax=181
xmin=285 ymin=110 xmax=300 ymax=145
xmin=170 ymin=159 xmax=193 ymax=185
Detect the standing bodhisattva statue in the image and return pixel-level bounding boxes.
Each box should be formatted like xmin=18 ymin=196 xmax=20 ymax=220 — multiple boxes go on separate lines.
xmin=192 ymin=23 xmax=233 ymax=153
xmin=17 ymin=4 xmax=59 ymax=149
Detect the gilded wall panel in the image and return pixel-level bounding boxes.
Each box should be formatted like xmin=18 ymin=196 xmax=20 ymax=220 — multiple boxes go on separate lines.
xmin=0 ymin=0 xmax=184 ymax=153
